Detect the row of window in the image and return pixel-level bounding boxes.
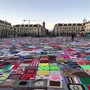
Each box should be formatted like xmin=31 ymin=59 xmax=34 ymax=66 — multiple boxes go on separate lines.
xmin=0 ymin=24 xmax=11 ymax=25
xmin=13 ymin=30 xmax=41 ymax=32
xmin=55 ymin=32 xmax=79 ymax=35
xmin=55 ymin=27 xmax=83 ymax=30
xmin=55 ymin=30 xmax=81 ymax=32
xmin=56 ymin=24 xmax=83 ymax=27
xmin=14 ymin=24 xmax=41 ymax=27
xmin=14 ymin=28 xmax=40 ymax=30
xmin=13 ymin=30 xmax=42 ymax=34
xmin=86 ymin=30 xmax=90 ymax=32
xmin=12 ymin=32 xmax=42 ymax=36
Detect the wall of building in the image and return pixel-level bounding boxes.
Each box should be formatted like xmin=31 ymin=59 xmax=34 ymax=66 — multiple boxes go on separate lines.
xmin=0 ymin=20 xmax=12 ymax=38
xmin=12 ymin=22 xmax=47 ymax=37
xmin=85 ymin=21 xmax=90 ymax=34
xmin=1 ymin=19 xmax=90 ymax=37
xmin=53 ymin=23 xmax=85 ymax=36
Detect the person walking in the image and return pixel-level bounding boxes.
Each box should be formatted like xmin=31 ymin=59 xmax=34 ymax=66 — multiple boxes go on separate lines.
xmin=71 ymin=32 xmax=76 ymax=42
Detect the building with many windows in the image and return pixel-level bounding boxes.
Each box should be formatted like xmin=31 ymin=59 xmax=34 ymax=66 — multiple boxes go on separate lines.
xmin=1 ymin=19 xmax=90 ymax=37
xmin=53 ymin=23 xmax=85 ymax=36
xmin=12 ymin=22 xmax=47 ymax=37
xmin=0 ymin=20 xmax=12 ymax=38
xmin=85 ymin=21 xmax=90 ymax=34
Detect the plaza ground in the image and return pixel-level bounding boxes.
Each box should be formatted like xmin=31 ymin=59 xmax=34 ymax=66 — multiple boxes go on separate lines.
xmin=0 ymin=36 xmax=90 ymax=90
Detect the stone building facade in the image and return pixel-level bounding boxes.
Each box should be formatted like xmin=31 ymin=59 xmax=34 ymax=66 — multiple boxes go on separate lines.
xmin=0 ymin=20 xmax=12 ymax=38
xmin=85 ymin=21 xmax=90 ymax=34
xmin=53 ymin=23 xmax=85 ymax=36
xmin=13 ymin=22 xmax=47 ymax=37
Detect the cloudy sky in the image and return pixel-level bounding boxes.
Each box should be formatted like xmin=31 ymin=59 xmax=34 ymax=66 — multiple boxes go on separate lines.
xmin=0 ymin=0 xmax=90 ymax=30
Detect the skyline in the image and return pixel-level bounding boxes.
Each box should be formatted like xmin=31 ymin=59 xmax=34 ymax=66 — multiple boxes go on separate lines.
xmin=0 ymin=0 xmax=90 ymax=30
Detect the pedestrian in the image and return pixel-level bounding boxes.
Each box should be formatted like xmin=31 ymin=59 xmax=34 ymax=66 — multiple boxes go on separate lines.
xmin=71 ymin=32 xmax=76 ymax=42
